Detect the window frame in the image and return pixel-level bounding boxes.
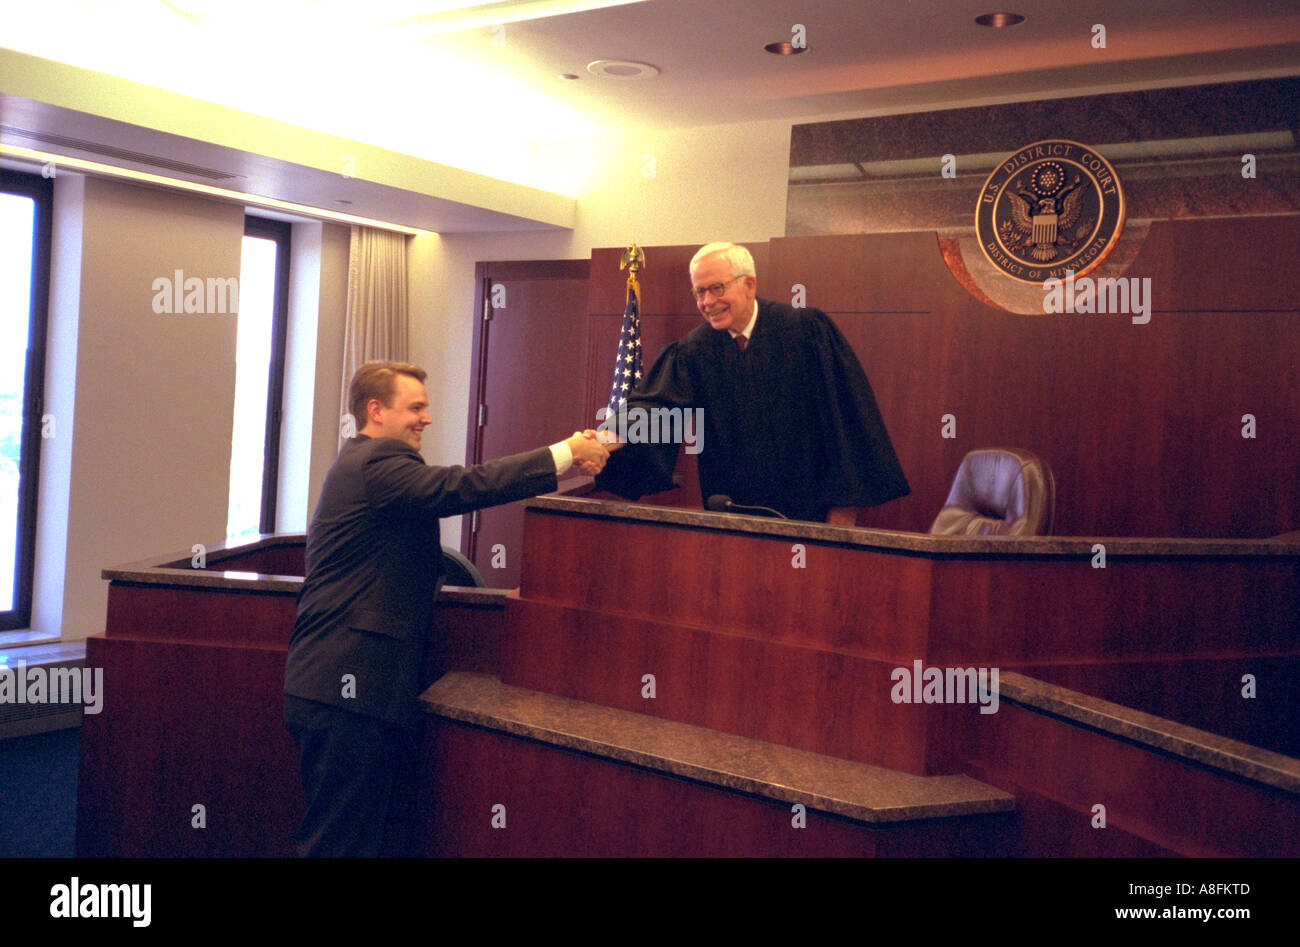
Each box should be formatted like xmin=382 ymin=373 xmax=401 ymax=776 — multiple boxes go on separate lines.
xmin=242 ymin=216 xmax=291 ymax=536
xmin=0 ymin=169 xmax=53 ymax=630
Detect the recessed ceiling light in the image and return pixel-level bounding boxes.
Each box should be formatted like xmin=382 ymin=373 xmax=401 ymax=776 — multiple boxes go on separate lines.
xmin=975 ymin=12 xmax=1025 ymax=27
xmin=764 ymin=41 xmax=806 ymax=55
xmin=586 ymin=60 xmax=660 ymax=80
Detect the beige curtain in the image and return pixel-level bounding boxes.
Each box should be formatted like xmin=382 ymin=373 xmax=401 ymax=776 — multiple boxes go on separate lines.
xmin=340 ymin=226 xmax=410 ymax=441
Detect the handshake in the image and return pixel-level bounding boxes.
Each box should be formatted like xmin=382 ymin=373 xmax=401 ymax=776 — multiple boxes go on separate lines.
xmin=562 ymin=428 xmax=622 ymax=477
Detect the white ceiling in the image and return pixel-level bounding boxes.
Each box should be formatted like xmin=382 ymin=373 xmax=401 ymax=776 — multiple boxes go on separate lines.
xmin=1 ymin=0 xmax=1298 ymax=230
xmin=493 ymin=0 xmax=1300 ymax=126
xmin=7 ymin=0 xmax=1299 ymax=129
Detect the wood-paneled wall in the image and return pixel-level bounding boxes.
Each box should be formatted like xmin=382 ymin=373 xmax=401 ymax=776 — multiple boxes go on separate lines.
xmin=584 ymin=219 xmax=1300 ymax=537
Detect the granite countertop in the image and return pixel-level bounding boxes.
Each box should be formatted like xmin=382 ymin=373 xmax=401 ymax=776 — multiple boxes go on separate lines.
xmin=529 ymin=492 xmax=1300 ymax=559
xmin=422 ymin=671 xmax=1016 ymax=823
xmin=100 ymin=493 xmax=1300 ymax=596
xmin=101 ymin=535 xmax=304 ymax=591
xmin=999 ymin=671 xmax=1300 ymax=793
xmin=100 ymin=566 xmax=304 ymax=593
xmin=423 ymin=669 xmax=1300 ymax=818
xmin=100 ymin=534 xmax=509 ymax=604
xmin=100 ymin=500 xmax=1300 ymax=595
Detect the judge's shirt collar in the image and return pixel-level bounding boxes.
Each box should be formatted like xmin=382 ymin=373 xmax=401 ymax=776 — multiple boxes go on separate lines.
xmin=728 ymin=300 xmax=759 ymax=342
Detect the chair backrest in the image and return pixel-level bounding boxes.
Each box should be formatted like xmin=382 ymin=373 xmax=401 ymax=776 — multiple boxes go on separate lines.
xmin=929 ymin=448 xmax=1056 ymax=536
xmin=441 ymin=546 xmax=487 ymax=587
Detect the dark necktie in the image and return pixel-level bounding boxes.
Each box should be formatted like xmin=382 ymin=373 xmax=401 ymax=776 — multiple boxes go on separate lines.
xmin=735 ymin=334 xmax=747 ymax=352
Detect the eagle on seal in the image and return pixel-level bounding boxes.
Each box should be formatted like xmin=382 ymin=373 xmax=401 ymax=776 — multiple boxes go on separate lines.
xmin=1005 ymin=172 xmax=1089 ymax=262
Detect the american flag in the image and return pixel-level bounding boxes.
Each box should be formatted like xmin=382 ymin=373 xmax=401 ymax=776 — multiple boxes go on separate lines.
xmin=606 ymin=279 xmax=643 ymax=419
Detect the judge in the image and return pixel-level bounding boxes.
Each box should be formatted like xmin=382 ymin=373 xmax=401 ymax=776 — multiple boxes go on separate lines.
xmin=595 ymin=242 xmax=909 ymax=522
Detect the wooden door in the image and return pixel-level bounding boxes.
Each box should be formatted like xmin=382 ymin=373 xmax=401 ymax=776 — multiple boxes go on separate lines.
xmin=462 ymin=260 xmax=590 ymax=587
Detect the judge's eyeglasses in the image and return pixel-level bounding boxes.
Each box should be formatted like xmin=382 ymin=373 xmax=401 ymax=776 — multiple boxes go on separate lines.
xmin=690 ymin=275 xmax=746 ymax=301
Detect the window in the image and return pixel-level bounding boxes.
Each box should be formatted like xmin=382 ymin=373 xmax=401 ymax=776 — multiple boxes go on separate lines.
xmin=226 ymin=217 xmax=290 ymax=539
xmin=0 ymin=170 xmax=52 ymax=629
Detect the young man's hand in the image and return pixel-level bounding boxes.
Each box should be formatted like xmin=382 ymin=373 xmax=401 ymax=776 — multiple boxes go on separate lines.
xmin=565 ymin=430 xmax=610 ymax=476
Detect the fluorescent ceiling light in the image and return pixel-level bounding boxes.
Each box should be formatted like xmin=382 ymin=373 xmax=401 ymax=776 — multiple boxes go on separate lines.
xmin=399 ymin=0 xmax=653 ymax=34
xmin=0 ymin=144 xmax=431 ymax=235
xmin=162 ymin=0 xmax=650 ymax=33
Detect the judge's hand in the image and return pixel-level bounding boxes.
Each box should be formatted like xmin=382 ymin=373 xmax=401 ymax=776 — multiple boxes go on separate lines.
xmin=566 ymin=430 xmax=610 ymax=476
xmin=594 ymin=427 xmax=625 ymax=451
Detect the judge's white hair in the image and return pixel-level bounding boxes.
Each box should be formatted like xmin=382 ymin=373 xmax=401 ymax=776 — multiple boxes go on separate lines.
xmin=691 ymin=242 xmax=755 ymax=278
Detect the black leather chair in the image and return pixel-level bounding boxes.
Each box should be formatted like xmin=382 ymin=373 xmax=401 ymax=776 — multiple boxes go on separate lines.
xmin=441 ymin=546 xmax=486 ymax=587
xmin=929 ymin=448 xmax=1056 ymax=536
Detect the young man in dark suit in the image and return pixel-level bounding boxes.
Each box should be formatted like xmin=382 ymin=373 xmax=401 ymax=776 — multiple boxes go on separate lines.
xmin=283 ymin=360 xmax=608 ymax=856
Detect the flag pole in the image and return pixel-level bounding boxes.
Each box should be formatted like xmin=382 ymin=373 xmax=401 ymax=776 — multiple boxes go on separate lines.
xmin=603 ymin=244 xmax=646 ymax=440
xmin=620 ymin=242 xmax=644 ymax=309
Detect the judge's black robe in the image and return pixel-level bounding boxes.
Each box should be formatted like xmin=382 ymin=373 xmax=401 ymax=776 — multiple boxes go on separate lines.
xmin=595 ymin=299 xmax=909 ymax=522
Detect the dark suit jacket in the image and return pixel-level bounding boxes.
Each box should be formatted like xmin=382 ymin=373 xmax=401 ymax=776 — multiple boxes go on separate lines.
xmin=284 ymin=435 xmax=557 ymax=725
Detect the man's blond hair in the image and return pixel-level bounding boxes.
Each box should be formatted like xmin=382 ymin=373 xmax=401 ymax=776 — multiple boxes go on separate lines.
xmin=348 ymin=361 xmax=427 ymax=428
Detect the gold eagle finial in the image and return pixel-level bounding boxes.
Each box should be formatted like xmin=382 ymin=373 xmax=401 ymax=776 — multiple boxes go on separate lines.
xmin=620 ymin=243 xmax=645 ymax=276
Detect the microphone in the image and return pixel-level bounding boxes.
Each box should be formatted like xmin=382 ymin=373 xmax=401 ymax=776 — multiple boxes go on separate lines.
xmin=705 ymin=494 xmax=789 ymax=520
